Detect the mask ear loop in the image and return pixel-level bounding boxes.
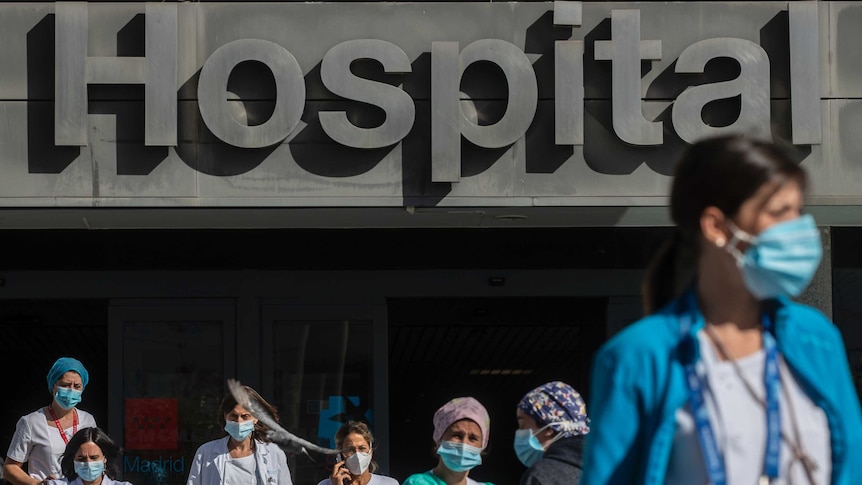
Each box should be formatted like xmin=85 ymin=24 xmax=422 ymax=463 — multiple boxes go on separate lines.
xmin=534 ymin=422 xmax=570 ymax=448
xmin=722 ymin=219 xmax=759 ymax=266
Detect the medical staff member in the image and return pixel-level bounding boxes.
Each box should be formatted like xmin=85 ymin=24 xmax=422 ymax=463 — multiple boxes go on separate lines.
xmin=581 ymin=135 xmax=862 ymax=485
xmin=187 ymin=386 xmax=292 ymax=485
xmin=48 ymin=427 xmax=130 ymax=485
xmin=515 ymin=381 xmax=589 ymax=485
xmin=318 ymin=421 xmax=398 ymax=485
xmin=402 ymin=397 xmax=495 ymax=485
xmin=4 ymin=358 xmax=97 ymax=485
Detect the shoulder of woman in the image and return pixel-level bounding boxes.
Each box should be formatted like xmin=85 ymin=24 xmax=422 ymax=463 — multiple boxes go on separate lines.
xmin=778 ymin=301 xmax=841 ymax=340
xmin=371 ymin=475 xmax=400 ymax=485
xmin=103 ymin=478 xmax=132 ymax=485
xmin=258 ymin=441 xmax=287 ymax=458
xmin=14 ymin=412 xmax=35 ymax=429
xmin=402 ymin=472 xmax=437 ymax=485
xmin=77 ymin=409 xmax=96 ymax=421
xmin=595 ymin=311 xmax=681 ymax=365
xmin=22 ymin=409 xmax=46 ymax=422
xmin=195 ymin=437 xmax=229 ymax=454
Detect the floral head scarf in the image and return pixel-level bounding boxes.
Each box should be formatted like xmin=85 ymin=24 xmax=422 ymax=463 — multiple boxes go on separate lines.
xmin=517 ymin=381 xmax=590 ymax=437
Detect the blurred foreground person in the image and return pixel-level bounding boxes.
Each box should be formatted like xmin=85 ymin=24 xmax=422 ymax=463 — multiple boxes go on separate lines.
xmin=582 ymin=136 xmax=862 ymax=485
xmin=515 ymin=381 xmax=589 ymax=485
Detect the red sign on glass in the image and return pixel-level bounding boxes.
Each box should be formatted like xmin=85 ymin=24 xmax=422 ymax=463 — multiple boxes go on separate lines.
xmin=124 ymin=398 xmax=178 ymax=450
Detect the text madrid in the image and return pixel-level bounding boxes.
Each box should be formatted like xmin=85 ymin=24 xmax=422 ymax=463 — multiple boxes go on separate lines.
xmin=50 ymin=2 xmax=820 ymax=182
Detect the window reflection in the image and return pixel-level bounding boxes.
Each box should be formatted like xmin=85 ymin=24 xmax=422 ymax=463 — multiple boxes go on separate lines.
xmin=271 ymin=319 xmax=373 ymax=485
xmin=122 ymin=323 xmax=224 ymax=485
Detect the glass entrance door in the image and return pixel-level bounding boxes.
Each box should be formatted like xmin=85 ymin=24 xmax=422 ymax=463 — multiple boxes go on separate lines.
xmin=109 ymin=300 xmax=237 ymax=485
xmin=260 ymin=304 xmax=388 ymax=485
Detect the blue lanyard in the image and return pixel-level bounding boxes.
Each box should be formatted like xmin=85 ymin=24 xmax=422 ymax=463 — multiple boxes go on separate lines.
xmin=681 ymin=313 xmax=781 ymax=485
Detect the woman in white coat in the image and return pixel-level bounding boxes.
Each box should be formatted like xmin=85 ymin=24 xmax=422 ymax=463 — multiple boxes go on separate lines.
xmin=47 ymin=427 xmax=130 ymax=485
xmin=187 ymin=386 xmax=293 ymax=485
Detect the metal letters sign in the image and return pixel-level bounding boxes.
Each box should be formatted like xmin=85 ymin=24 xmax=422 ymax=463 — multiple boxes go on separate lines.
xmin=0 ymin=2 xmax=853 ymax=207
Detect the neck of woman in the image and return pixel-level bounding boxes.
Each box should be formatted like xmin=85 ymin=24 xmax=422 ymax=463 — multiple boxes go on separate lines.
xmin=48 ymin=402 xmax=74 ymax=420
xmin=227 ymin=437 xmax=254 ymax=456
xmin=697 ymin=258 xmax=764 ymax=359
xmin=432 ymin=462 xmax=468 ymax=485
xmin=346 ymin=471 xmax=371 ymax=485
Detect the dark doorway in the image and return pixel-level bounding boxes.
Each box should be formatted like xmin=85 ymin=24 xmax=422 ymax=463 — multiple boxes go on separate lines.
xmin=387 ymin=297 xmax=606 ymax=483
xmin=0 ymin=300 xmax=109 ymax=466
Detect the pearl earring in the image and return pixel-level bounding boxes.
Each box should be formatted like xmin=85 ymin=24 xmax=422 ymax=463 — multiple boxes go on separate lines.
xmin=715 ymin=237 xmax=726 ymax=248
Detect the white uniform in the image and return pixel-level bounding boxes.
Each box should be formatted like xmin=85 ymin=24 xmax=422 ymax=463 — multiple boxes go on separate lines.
xmin=316 ymin=473 xmax=400 ymax=485
xmin=6 ymin=408 xmax=97 ymax=480
xmin=187 ymin=437 xmax=293 ymax=485
xmin=665 ymin=330 xmax=831 ymax=485
xmin=47 ymin=475 xmax=131 ymax=485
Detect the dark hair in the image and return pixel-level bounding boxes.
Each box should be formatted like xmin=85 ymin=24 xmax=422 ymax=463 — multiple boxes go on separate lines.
xmin=218 ymin=385 xmax=279 ymax=443
xmin=60 ymin=427 xmax=121 ymax=480
xmin=643 ymin=135 xmax=807 ymax=314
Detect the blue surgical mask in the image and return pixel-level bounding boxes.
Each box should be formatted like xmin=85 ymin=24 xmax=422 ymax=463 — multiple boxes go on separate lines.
xmin=436 ymin=441 xmax=482 ymax=472
xmin=723 ymin=214 xmax=822 ymax=300
xmin=225 ymin=420 xmax=255 ymax=441
xmin=55 ymin=387 xmax=82 ymax=410
xmin=514 ymin=424 xmax=565 ymax=467
xmin=74 ymin=460 xmax=104 ymax=482
xmin=514 ymin=428 xmax=545 ymax=467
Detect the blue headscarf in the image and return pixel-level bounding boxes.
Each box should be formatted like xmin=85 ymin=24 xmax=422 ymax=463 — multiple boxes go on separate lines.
xmin=46 ymin=357 xmax=89 ymax=392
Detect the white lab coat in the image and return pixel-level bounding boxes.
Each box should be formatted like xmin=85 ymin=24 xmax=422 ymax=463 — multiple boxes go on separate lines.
xmin=186 ymin=437 xmax=292 ymax=485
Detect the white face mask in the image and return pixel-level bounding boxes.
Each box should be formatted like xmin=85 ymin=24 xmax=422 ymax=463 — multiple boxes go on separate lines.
xmin=345 ymin=451 xmax=372 ymax=475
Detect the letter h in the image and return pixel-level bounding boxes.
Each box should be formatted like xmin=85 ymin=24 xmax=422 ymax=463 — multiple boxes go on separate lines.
xmin=54 ymin=2 xmax=177 ymax=146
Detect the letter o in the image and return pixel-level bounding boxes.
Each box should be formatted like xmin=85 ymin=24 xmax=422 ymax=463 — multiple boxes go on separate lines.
xmin=198 ymin=39 xmax=305 ymax=148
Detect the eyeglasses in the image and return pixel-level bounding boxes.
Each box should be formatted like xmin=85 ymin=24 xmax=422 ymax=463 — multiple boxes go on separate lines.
xmin=340 ymin=446 xmax=371 ymax=458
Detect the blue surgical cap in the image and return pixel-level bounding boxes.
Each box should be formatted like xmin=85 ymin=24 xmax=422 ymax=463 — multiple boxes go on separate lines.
xmin=46 ymin=357 xmax=89 ymax=392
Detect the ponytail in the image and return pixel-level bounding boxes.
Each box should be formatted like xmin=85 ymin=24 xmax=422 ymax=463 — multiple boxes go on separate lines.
xmin=642 ymin=230 xmax=697 ymax=315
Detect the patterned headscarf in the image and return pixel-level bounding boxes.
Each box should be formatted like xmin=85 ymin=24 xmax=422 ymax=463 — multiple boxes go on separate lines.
xmin=517 ymin=381 xmax=590 ymax=438
xmin=432 ymin=397 xmax=491 ymax=449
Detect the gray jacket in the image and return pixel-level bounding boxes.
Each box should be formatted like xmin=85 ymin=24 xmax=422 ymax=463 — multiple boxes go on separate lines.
xmin=519 ymin=436 xmax=584 ymax=485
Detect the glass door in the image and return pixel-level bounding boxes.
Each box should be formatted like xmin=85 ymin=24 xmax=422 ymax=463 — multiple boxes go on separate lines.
xmin=109 ymin=300 xmax=237 ymax=485
xmin=261 ymin=304 xmax=388 ymax=485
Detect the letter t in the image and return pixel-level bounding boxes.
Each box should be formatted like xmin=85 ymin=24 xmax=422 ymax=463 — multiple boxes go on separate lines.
xmin=594 ymin=9 xmax=662 ymax=145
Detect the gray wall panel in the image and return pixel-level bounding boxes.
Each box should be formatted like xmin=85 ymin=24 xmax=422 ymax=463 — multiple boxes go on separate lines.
xmin=0 ymin=5 xmax=51 ymax=100
xmin=830 ymin=2 xmax=862 ymax=98
xmin=0 ymin=2 xmax=857 ymax=211
xmin=0 ymin=100 xmax=94 ymax=198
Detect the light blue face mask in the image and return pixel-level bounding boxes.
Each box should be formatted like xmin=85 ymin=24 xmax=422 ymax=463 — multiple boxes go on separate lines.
xmin=55 ymin=387 xmax=83 ymax=410
xmin=723 ymin=214 xmax=822 ymax=300
xmin=513 ymin=424 xmax=565 ymax=468
xmin=437 ymin=441 xmax=482 ymax=472
xmin=74 ymin=460 xmax=104 ymax=482
xmin=513 ymin=428 xmax=545 ymax=467
xmin=225 ymin=420 xmax=255 ymax=442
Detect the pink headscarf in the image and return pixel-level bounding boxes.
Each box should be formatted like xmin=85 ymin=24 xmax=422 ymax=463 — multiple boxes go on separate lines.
xmin=432 ymin=397 xmax=491 ymax=449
